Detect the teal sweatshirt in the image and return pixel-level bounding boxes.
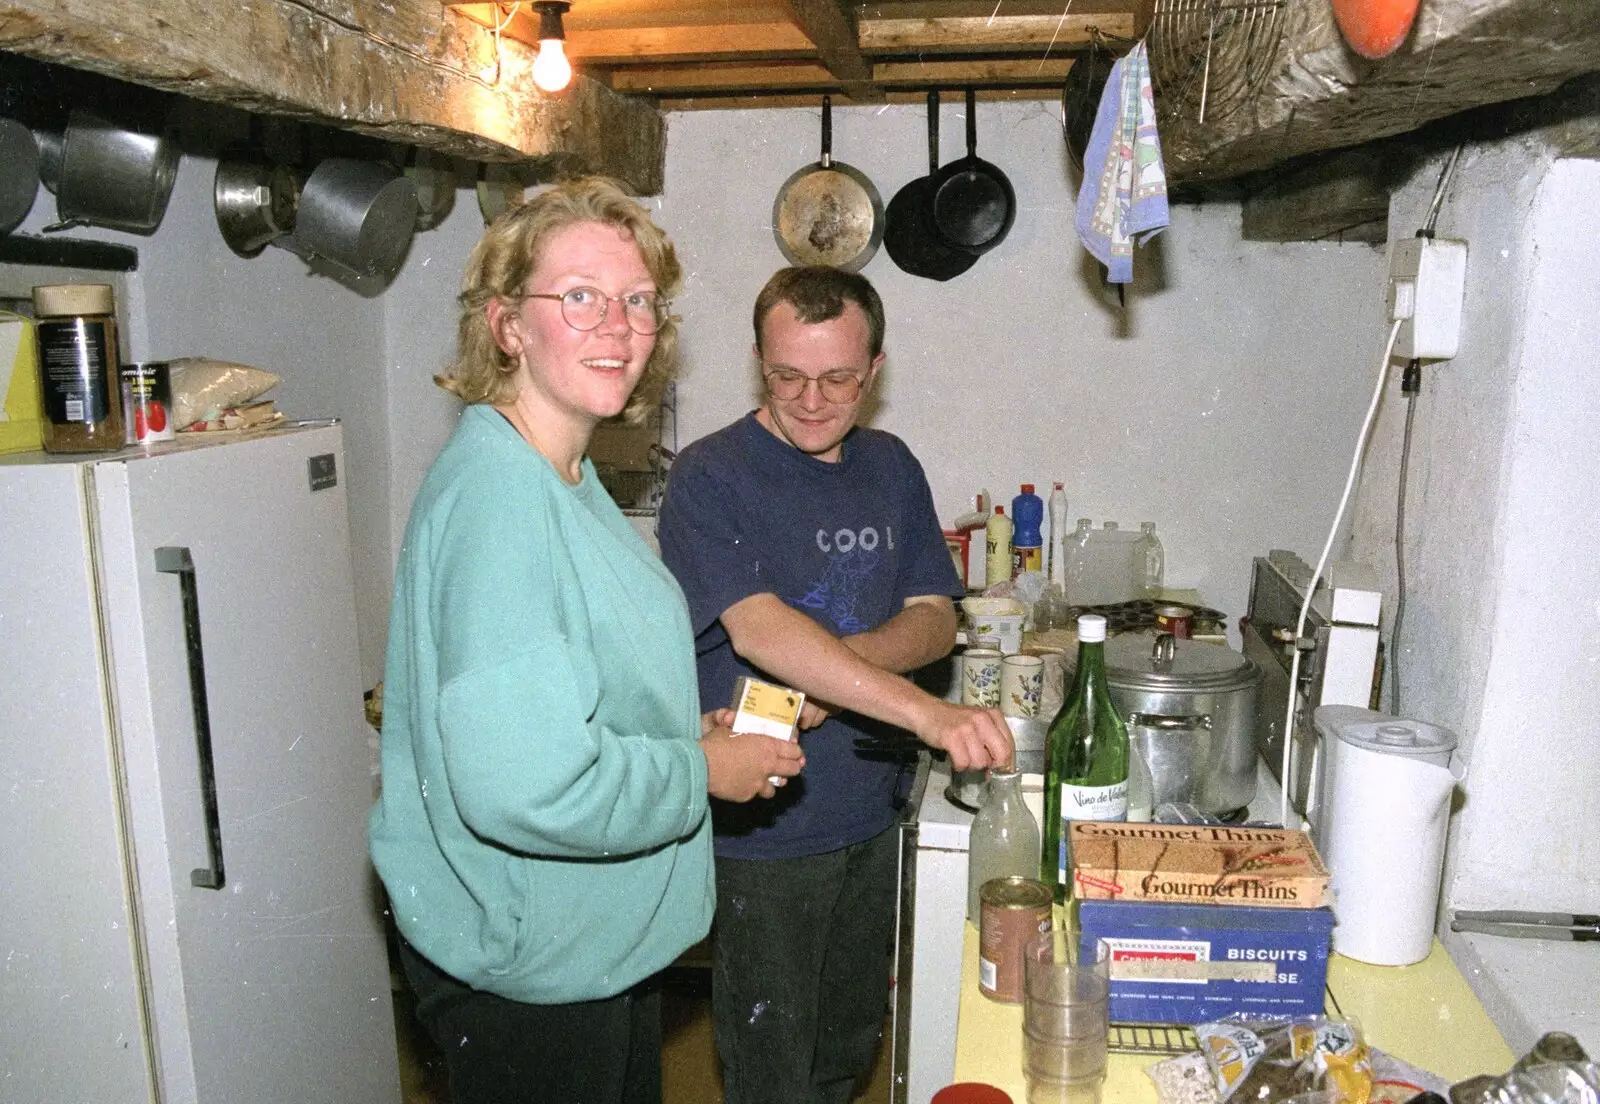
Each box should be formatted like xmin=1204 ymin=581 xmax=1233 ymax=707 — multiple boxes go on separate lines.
xmin=370 ymin=404 xmax=712 ymax=1004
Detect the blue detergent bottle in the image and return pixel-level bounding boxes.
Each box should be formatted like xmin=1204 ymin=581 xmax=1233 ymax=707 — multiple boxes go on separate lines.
xmin=1010 ymin=484 xmax=1044 ymax=577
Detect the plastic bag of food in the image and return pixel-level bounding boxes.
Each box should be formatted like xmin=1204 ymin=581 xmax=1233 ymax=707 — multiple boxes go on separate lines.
xmin=1196 ymin=1016 xmax=1372 ymax=1104
xmin=1150 ymin=1052 xmax=1225 ymax=1104
xmin=1367 ymin=1049 xmax=1449 ymax=1104
xmin=169 ymin=358 xmax=281 ymax=430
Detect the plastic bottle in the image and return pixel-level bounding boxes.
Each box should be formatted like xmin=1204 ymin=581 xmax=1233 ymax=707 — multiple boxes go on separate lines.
xmin=1047 ymin=482 xmax=1067 ymax=587
xmin=1062 ymin=517 xmax=1093 ymax=604
xmin=984 ymin=506 xmax=1013 ymax=590
xmin=966 ymin=767 xmax=1041 ymax=924
xmin=1042 ymin=614 xmax=1130 ymax=904
xmin=1010 ymin=484 xmax=1044 ymax=578
xmin=1127 ymin=740 xmax=1154 ymax=823
xmin=1137 ymin=521 xmax=1165 ymax=599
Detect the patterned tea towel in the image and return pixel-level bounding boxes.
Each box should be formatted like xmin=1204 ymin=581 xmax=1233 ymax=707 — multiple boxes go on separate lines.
xmin=1074 ymin=41 xmax=1170 ymax=284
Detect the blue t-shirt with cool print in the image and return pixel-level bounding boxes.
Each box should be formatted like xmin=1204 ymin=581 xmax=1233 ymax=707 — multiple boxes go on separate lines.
xmin=658 ymin=411 xmax=963 ymax=860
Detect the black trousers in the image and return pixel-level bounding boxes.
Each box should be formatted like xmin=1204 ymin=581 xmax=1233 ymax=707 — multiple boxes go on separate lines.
xmin=710 ymin=825 xmax=900 ymax=1104
xmin=398 ymin=938 xmax=663 ymax=1104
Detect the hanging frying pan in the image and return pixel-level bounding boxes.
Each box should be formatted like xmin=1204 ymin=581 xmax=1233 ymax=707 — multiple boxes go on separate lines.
xmin=884 ymin=92 xmax=977 ymax=282
xmin=1062 ymin=44 xmax=1118 ymax=175
xmin=772 ymin=96 xmax=884 ymax=272
xmin=929 ymin=89 xmax=1016 ymax=256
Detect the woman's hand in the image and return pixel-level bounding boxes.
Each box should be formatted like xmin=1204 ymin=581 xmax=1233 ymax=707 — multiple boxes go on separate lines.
xmin=701 ymin=708 xmax=737 ymax=736
xmin=912 ymin=701 xmax=1015 ymax=772
xmin=701 ymin=725 xmax=805 ymax=802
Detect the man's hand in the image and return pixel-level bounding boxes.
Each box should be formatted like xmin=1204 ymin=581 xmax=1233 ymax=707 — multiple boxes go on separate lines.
xmin=797 ymin=699 xmax=835 ymax=730
xmin=912 ymin=700 xmax=1015 ymax=772
xmin=701 ymin=725 xmax=806 ymax=802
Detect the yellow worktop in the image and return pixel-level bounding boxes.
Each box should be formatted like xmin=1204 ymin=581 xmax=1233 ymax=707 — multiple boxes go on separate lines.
xmin=951 ymin=921 xmax=1515 ymax=1101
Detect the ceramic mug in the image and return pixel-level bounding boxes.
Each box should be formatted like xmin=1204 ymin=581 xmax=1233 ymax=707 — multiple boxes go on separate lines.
xmin=1001 ymin=653 xmax=1044 ymax=717
xmin=961 ymin=648 xmax=1003 ymax=708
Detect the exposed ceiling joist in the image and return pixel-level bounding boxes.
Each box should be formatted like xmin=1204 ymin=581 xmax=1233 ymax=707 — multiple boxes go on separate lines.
xmin=785 ymin=0 xmax=881 ymax=101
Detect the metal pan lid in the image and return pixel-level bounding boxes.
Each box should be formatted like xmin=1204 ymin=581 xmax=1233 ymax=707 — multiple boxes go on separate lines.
xmin=1103 ymin=631 xmax=1259 ymax=692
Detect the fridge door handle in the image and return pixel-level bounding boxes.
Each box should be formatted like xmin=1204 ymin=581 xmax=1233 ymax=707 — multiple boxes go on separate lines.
xmin=155 ymin=546 xmax=227 ymax=890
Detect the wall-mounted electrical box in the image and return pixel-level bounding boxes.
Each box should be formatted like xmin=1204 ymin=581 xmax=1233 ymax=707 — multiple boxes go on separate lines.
xmin=1387 ymin=236 xmax=1468 ymax=360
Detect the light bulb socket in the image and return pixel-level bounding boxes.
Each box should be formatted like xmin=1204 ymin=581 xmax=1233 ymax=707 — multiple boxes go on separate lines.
xmin=534 ymin=1 xmax=569 ymax=42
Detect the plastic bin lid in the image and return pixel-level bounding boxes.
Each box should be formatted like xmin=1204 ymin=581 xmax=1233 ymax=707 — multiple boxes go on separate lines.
xmin=1312 ymin=704 xmax=1458 ymax=758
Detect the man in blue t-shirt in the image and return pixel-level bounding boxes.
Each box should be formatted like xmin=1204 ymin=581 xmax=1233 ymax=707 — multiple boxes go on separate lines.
xmin=659 ymin=266 xmax=1014 ymax=1104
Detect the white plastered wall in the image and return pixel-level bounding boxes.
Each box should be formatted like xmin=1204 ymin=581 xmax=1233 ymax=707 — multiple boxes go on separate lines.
xmin=1349 ymin=140 xmax=1600 ymax=1052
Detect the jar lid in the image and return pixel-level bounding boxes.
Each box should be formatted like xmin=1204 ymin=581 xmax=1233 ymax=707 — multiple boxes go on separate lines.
xmin=1103 ymin=631 xmax=1259 ymax=692
xmin=32 ymin=283 xmax=114 ymax=316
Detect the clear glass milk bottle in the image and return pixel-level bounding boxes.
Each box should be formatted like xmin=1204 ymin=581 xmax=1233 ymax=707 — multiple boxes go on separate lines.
xmin=967 ymin=767 xmax=1041 ymax=924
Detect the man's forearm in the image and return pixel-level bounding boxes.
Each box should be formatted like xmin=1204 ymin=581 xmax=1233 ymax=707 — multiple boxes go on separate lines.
xmin=839 ymin=598 xmax=956 ymax=674
xmin=721 ymin=594 xmax=934 ymax=732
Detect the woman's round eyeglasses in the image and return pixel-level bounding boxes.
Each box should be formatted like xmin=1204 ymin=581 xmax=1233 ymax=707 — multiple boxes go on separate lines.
xmin=521 ymin=287 xmax=671 ymax=335
xmin=763 ymin=369 xmax=866 ymax=404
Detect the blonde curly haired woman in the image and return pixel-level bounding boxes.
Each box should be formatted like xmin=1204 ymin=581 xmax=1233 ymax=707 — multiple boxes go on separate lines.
xmin=370 ymin=178 xmax=804 ymax=1104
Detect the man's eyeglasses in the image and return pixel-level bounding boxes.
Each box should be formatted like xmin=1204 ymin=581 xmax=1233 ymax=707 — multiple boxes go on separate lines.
xmin=521 ymin=287 xmax=671 ymax=335
xmin=763 ymin=369 xmax=866 ymax=404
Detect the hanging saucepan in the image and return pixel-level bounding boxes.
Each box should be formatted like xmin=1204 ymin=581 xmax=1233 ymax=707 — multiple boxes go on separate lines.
xmin=772 ymin=96 xmax=883 ymax=273
xmin=405 ymin=148 xmax=457 ymax=231
xmin=214 ymin=151 xmax=301 ymax=257
xmin=929 ymin=89 xmax=1016 ymax=256
xmin=0 ymin=119 xmax=40 ymax=236
xmin=53 ymin=109 xmax=180 ymax=234
xmin=291 ymin=157 xmax=419 ymax=280
xmin=884 ymin=92 xmax=978 ymax=283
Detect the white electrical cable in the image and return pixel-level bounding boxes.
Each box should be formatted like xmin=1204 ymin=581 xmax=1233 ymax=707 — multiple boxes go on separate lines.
xmin=1279 ymin=316 xmax=1406 ymax=828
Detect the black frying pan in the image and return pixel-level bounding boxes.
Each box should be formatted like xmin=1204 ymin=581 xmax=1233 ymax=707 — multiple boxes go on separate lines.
xmin=883 ymin=92 xmax=977 ymax=282
xmin=929 ymin=89 xmax=1016 ymax=255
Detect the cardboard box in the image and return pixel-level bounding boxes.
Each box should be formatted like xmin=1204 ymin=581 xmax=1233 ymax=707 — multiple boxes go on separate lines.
xmin=0 ymin=315 xmax=44 ymax=455
xmin=1079 ymin=898 xmax=1335 ymax=1025
xmin=1069 ymin=821 xmax=1330 ymax=909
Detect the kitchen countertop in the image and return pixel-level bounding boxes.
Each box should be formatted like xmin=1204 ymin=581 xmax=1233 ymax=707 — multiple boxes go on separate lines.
xmin=951 ymin=923 xmax=1516 ymax=1100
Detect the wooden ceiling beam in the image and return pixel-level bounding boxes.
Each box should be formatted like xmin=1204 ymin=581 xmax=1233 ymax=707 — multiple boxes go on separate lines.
xmin=859 ymin=13 xmax=1136 ymax=53
xmin=612 ymin=55 xmax=1076 ymax=96
xmin=0 ymin=0 xmax=667 ymax=192
xmin=784 ymin=0 xmax=882 ymax=101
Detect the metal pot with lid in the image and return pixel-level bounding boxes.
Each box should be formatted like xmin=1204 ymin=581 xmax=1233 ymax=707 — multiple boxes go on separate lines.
xmin=1102 ymin=631 xmax=1262 ymax=818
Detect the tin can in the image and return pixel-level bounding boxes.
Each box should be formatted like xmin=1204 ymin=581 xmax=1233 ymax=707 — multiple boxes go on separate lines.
xmin=1154 ymin=604 xmax=1193 ymax=640
xmin=121 ymin=361 xmax=176 ymax=446
xmin=978 ymin=875 xmax=1053 ymax=1004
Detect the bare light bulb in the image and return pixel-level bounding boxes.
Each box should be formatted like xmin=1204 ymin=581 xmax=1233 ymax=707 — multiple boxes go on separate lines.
xmin=532 ymin=37 xmax=572 ymax=92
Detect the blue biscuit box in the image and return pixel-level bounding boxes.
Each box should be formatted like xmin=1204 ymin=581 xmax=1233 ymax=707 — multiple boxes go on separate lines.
xmin=1077 ymin=899 xmax=1335 ymax=1025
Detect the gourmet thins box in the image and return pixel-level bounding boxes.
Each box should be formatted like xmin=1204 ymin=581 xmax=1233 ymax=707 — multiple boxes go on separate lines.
xmin=1078 ymin=899 xmax=1335 ymax=1025
xmin=1068 ymin=821 xmax=1330 ymax=909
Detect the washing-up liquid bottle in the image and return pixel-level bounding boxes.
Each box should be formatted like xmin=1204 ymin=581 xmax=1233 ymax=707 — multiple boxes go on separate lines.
xmin=1047 ymin=482 xmax=1067 ymax=587
xmin=985 ymin=507 xmax=1013 ymax=590
xmin=1010 ymin=484 xmax=1044 ymax=578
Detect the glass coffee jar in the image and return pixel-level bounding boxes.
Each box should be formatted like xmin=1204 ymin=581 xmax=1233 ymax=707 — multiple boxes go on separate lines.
xmin=32 ymin=283 xmax=124 ymax=452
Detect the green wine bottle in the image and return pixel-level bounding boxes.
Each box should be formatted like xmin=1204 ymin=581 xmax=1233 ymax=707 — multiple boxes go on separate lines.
xmin=1041 ymin=613 xmax=1130 ymax=904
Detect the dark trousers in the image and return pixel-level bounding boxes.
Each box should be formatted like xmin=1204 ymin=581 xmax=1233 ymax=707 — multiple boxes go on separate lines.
xmin=398 ymin=938 xmax=662 ymax=1104
xmin=711 ymin=826 xmax=900 ymax=1104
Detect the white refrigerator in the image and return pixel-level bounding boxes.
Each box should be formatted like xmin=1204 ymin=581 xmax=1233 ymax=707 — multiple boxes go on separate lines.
xmin=0 ymin=423 xmax=400 ymax=1103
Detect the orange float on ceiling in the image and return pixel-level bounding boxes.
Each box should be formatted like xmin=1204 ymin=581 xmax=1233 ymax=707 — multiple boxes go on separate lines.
xmin=1331 ymin=0 xmax=1421 ymax=59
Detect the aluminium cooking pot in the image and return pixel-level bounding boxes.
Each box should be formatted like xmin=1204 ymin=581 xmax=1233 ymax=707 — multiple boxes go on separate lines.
xmin=1102 ymin=631 xmax=1261 ymax=818
xmin=291 ymin=157 xmax=419 ymax=280
xmin=772 ymin=96 xmax=884 ymax=273
xmin=214 ymin=152 xmax=301 ymax=257
xmin=54 ymin=109 xmax=180 ymax=234
xmin=0 ymin=119 xmax=40 ymax=236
